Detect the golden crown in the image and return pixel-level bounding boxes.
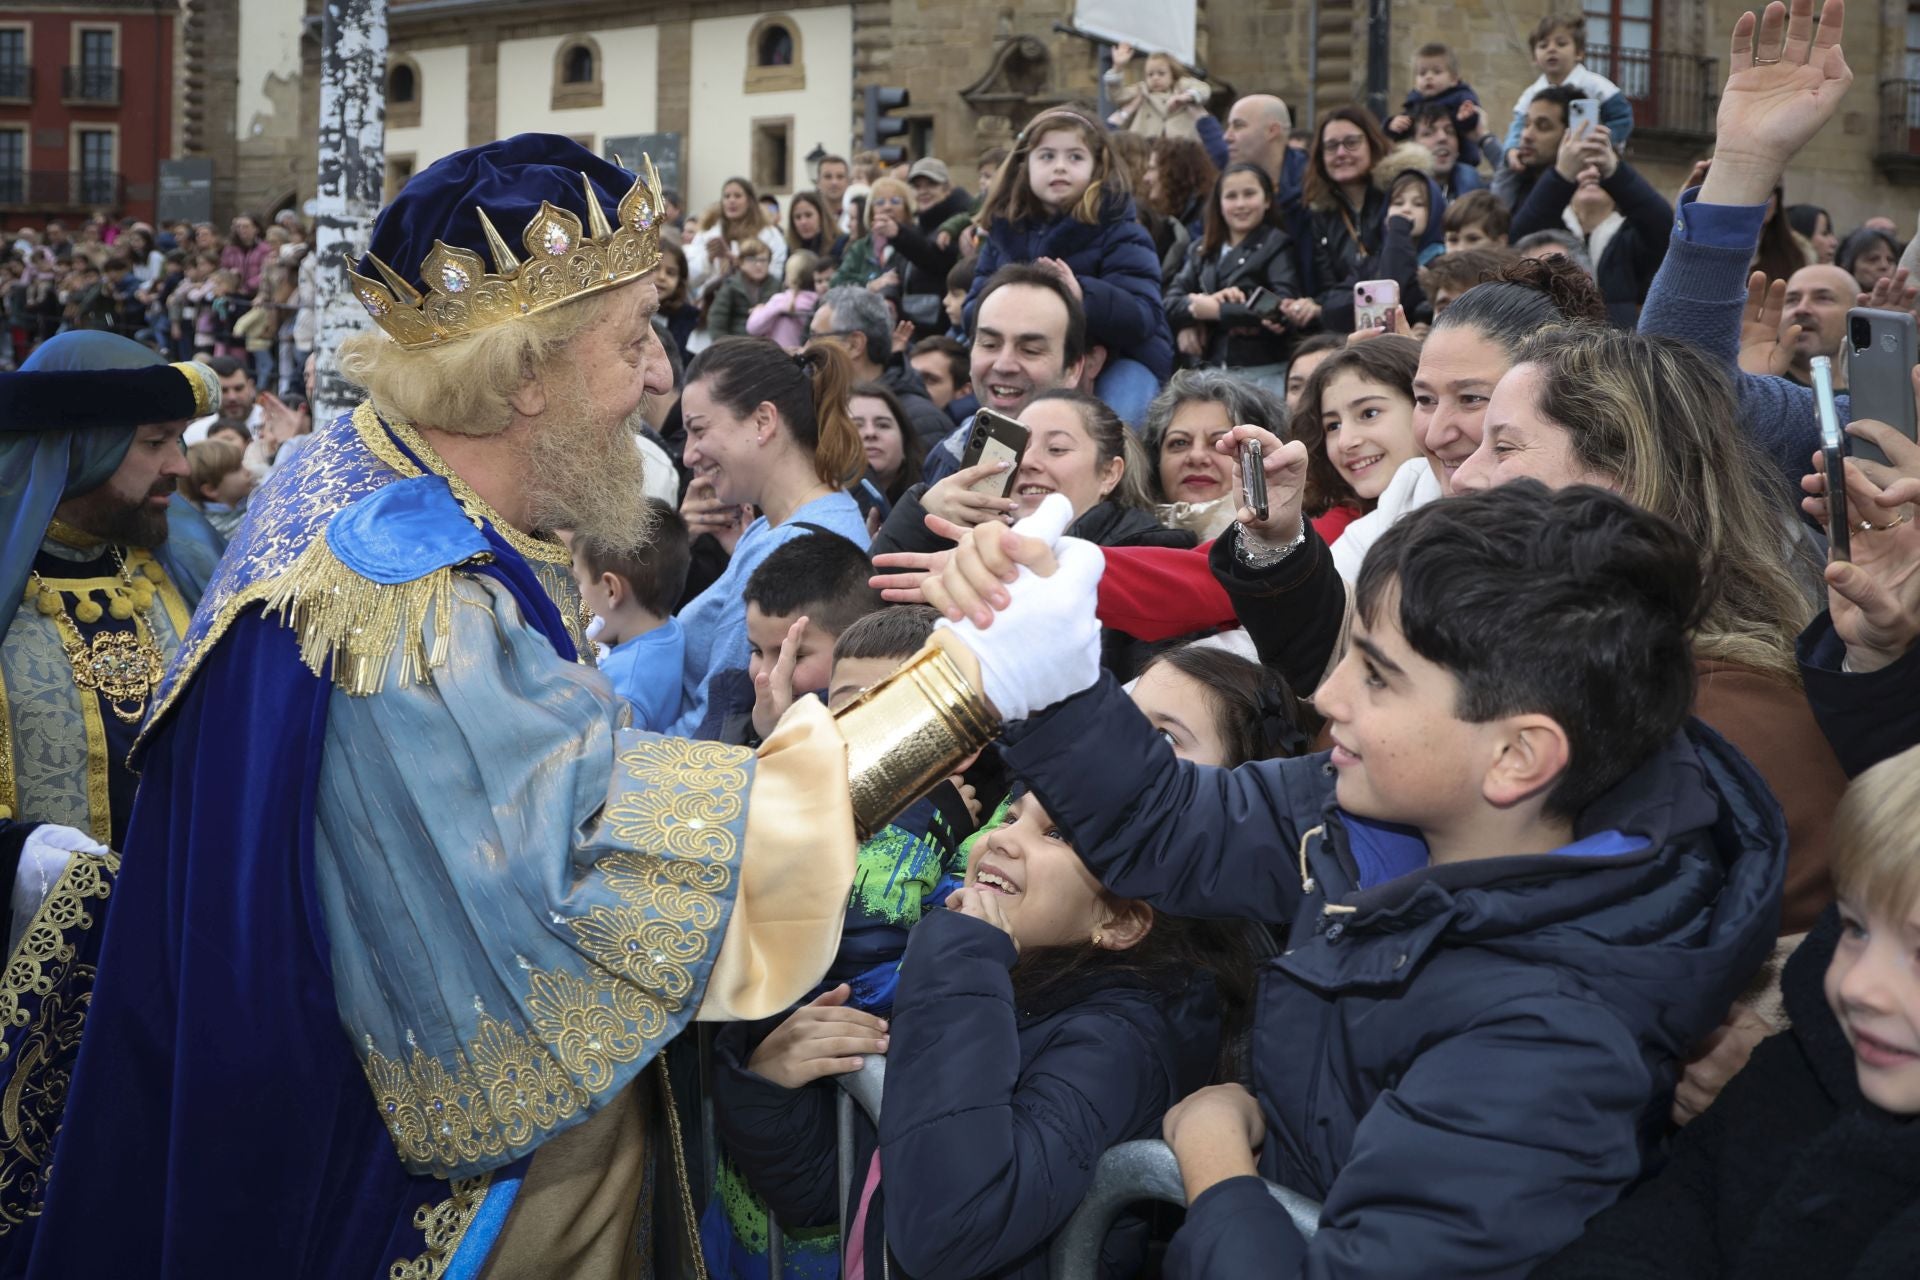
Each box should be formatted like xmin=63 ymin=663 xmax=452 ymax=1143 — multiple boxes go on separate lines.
xmin=347 ymin=154 xmax=664 ymax=349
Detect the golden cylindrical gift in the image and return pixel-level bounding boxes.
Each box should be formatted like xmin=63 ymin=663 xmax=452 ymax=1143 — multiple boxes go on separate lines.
xmin=835 ymin=641 xmax=999 ymax=839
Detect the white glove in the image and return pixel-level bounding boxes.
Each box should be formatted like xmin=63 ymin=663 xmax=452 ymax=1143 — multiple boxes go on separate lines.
xmin=935 ymin=493 xmax=1106 ymax=722
xmin=10 ymin=824 xmax=108 ymax=955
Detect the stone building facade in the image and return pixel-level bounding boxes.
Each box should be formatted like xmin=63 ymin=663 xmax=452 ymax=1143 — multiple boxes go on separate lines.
xmin=193 ymin=0 xmax=1913 ymax=236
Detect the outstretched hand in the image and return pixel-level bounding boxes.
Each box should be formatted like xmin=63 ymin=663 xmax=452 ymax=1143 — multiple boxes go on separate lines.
xmin=927 ymin=494 xmax=1105 ymax=722
xmin=1701 ymin=0 xmax=1852 ymax=205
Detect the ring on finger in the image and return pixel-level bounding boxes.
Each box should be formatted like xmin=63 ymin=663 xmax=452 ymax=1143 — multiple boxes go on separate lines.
xmin=1857 ymin=512 xmax=1913 ymax=533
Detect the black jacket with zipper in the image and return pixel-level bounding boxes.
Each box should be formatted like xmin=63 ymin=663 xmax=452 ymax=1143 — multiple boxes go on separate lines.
xmin=1165 ymin=223 xmax=1302 ymax=367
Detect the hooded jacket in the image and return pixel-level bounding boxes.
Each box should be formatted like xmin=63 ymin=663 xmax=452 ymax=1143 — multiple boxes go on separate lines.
xmin=712 ymin=908 xmax=1223 ymax=1280
xmin=1536 ymin=909 xmax=1920 ymax=1280
xmin=964 ymin=192 xmax=1174 ymax=378
xmin=1000 ymin=674 xmax=1788 ymax=1280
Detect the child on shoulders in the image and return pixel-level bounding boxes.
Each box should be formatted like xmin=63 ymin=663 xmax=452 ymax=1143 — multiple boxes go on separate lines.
xmin=1504 ymin=13 xmax=1635 ymax=156
xmin=963 ymin=107 xmax=1173 ymax=426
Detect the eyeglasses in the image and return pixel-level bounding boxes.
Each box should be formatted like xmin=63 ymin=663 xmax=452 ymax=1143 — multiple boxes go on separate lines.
xmin=1323 ymin=135 xmax=1370 ymax=154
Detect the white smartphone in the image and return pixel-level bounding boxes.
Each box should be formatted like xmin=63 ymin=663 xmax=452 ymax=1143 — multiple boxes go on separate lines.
xmin=1568 ymin=98 xmax=1600 ymax=136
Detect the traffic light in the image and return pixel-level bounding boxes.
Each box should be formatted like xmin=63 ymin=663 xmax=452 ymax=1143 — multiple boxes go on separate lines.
xmin=863 ymin=85 xmax=910 ymax=164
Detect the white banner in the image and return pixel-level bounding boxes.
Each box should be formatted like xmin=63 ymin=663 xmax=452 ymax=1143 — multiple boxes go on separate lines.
xmin=1071 ymin=0 xmax=1198 ymax=68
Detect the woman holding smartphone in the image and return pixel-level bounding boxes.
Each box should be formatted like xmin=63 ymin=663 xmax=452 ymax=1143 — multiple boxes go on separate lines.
xmin=1164 ymin=162 xmax=1301 ymax=396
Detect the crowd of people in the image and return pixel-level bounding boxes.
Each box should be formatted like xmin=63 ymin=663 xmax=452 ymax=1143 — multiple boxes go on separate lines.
xmin=7 ymin=1 xmax=1920 ymax=1276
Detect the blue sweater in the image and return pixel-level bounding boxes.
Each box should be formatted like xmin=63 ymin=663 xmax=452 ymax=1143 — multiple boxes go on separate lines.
xmin=1637 ymin=190 xmax=1842 ymax=491
xmin=667 ymin=491 xmax=868 ymax=737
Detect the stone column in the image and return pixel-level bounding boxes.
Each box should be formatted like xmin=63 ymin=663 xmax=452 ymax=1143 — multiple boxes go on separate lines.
xmin=312 ymin=0 xmax=386 ymax=427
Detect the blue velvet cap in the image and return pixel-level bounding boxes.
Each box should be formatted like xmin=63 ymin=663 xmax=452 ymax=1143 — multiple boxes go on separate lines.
xmin=358 ymin=133 xmax=640 ymax=295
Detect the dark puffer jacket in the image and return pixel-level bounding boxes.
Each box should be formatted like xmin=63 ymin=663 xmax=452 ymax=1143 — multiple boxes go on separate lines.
xmin=964 ymin=194 xmax=1174 ymax=378
xmin=712 ymin=908 xmax=1223 ymax=1279
xmin=1001 ymin=675 xmax=1788 ymax=1280
xmin=1535 ymin=909 xmax=1920 ymax=1280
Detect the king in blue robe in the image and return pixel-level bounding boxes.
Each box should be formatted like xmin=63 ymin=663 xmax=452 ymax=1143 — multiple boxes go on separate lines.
xmin=14 ymin=139 xmax=990 ymax=1280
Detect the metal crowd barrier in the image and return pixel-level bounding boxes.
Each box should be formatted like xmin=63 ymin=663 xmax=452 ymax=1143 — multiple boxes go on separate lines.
xmin=823 ymin=1059 xmax=1321 ymax=1280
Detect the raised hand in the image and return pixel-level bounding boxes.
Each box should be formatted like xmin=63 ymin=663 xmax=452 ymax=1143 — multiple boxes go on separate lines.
xmin=1737 ymin=272 xmax=1799 ymax=378
xmin=1216 ymin=424 xmax=1310 ymax=543
xmin=746 ymin=984 xmax=889 ymax=1089
xmin=1701 ymin=0 xmax=1852 ymax=205
xmin=921 ymin=463 xmax=1020 ymax=528
xmin=750 ymin=615 xmax=807 ymax=741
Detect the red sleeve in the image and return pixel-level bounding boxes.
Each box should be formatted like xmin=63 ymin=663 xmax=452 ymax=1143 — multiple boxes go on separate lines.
xmin=1096 ymin=540 xmax=1237 ymax=642
xmin=1311 ymin=505 xmax=1361 ymax=545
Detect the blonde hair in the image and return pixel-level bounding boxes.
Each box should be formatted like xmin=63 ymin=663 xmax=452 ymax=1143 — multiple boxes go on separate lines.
xmin=337 ymin=287 xmax=621 ymax=436
xmin=785 ymin=249 xmax=819 ymax=289
xmin=1513 ymin=329 xmax=1816 ymax=682
xmin=868 ymin=177 xmax=914 ymax=219
xmin=1832 ymin=744 xmax=1920 ymax=920
xmin=179 ymin=438 xmax=244 ymax=507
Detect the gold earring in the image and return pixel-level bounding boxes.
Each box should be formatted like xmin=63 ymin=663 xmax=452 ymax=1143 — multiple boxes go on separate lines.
xmin=1091 ymin=928 xmax=1105 ymax=947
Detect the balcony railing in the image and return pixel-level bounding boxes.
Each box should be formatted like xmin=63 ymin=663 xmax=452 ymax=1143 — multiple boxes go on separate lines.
xmin=0 ymin=64 xmax=27 ymax=101
xmin=1583 ymin=45 xmax=1718 ymax=140
xmin=62 ymin=65 xmax=120 ymax=104
xmin=0 ymin=170 xmax=125 ymax=208
xmin=1879 ymin=81 xmax=1920 ymax=173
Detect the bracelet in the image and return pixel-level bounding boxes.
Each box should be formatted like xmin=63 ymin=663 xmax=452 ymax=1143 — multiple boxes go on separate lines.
xmin=1235 ymin=520 xmax=1307 ymax=569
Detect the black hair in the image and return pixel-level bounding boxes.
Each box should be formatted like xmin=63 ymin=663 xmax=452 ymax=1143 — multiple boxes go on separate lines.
xmin=684 ymin=337 xmax=865 ymax=487
xmin=1432 ymin=255 xmax=1606 ymax=348
xmin=1353 ymin=480 xmax=1702 ymax=818
xmin=1412 ymin=103 xmax=1461 ymax=139
xmin=1839 ymin=227 xmax=1901 ymax=277
xmin=849 ymin=379 xmax=924 ymax=501
xmin=1785 ymin=204 xmax=1830 ymax=243
xmin=577 ymin=499 xmax=689 ymax=618
xmin=1528 ymin=84 xmax=1589 ymax=129
xmin=1201 ymin=162 xmax=1282 ymax=257
xmin=833 ymin=603 xmax=939 ymax=662
xmin=973 ymin=262 xmax=1088 ymax=368
xmin=205 ymin=354 xmax=252 ymax=382
xmin=1141 ymin=645 xmax=1310 ymax=765
xmin=742 ymin=533 xmax=883 ymax=637
xmin=911 ymin=335 xmax=970 ymax=393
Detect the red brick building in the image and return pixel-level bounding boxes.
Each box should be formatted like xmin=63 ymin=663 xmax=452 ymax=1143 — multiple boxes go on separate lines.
xmin=0 ymin=1 xmax=174 ymax=225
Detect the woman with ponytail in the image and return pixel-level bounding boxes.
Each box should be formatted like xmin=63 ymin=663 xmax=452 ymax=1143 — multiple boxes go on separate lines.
xmin=668 ymin=336 xmax=871 ymax=736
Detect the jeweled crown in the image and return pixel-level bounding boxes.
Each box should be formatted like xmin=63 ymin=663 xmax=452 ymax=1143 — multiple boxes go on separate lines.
xmin=347 ymin=154 xmax=664 ymax=349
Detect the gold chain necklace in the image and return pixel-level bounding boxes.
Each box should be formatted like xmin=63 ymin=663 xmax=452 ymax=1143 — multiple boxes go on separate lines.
xmin=25 ymin=550 xmax=166 ymax=724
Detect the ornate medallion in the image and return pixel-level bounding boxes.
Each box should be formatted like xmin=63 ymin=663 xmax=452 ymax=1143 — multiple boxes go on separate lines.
xmin=65 ymin=628 xmax=164 ymax=724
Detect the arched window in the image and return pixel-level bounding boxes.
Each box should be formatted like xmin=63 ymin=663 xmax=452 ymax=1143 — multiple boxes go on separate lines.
xmin=551 ymin=36 xmax=604 ymax=110
xmin=563 ymin=44 xmax=595 ymax=84
xmin=756 ymin=25 xmax=794 ymax=67
xmin=386 ymin=57 xmax=421 ymax=129
xmin=745 ymin=16 xmax=804 ymax=93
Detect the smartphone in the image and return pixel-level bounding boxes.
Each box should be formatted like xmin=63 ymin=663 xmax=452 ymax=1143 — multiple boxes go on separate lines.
xmin=1842 ymin=307 xmax=1919 ymax=467
xmin=1239 ymin=439 xmax=1268 ymax=522
xmin=1568 ymin=98 xmax=1601 ymax=135
xmin=1814 ymin=355 xmax=1850 ymax=563
xmin=1243 ymin=287 xmax=1283 ymax=320
xmin=958 ymin=409 xmax=1031 ymax=499
xmin=1354 ymin=279 xmax=1400 ymax=332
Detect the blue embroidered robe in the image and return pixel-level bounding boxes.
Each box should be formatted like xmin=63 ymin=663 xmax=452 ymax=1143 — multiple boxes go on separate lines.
xmin=15 ymin=406 xmax=855 ymax=1279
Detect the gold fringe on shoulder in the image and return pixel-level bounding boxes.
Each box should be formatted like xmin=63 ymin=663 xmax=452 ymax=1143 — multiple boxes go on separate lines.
xmin=261 ymin=536 xmax=460 ymax=697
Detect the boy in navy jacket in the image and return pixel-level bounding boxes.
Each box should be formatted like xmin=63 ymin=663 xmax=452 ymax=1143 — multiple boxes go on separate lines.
xmin=942 ymin=479 xmax=1785 ymax=1278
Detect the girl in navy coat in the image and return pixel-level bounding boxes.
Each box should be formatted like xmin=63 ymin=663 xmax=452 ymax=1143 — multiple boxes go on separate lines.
xmin=712 ymin=787 xmax=1251 ymax=1279
xmin=964 ymin=108 xmax=1174 ymax=427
